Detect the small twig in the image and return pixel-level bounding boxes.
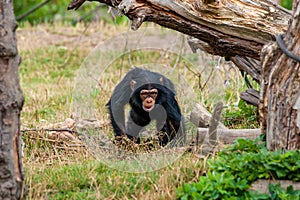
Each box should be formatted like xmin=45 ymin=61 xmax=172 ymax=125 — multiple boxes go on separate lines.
xmin=58 ymin=21 xmax=92 ymax=68
xmin=200 ymin=63 xmax=215 ymax=91
xmin=21 ymin=128 xmax=85 ymax=137
xmin=182 ymin=61 xmax=202 ymax=89
xmin=194 ymin=131 xmax=199 ymax=152
xmin=172 ymin=34 xmax=185 ymax=70
xmin=16 ymin=0 xmax=52 ymax=21
xmin=72 ymin=4 xmax=103 ymax=24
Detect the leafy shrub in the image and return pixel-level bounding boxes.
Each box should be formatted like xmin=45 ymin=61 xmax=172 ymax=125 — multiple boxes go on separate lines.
xmin=177 ymin=137 xmax=300 ymax=199
xmin=223 ymin=100 xmax=259 ymax=129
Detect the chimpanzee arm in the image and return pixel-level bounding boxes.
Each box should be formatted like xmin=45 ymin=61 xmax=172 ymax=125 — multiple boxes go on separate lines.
xmin=107 ymin=70 xmax=138 ymax=136
xmin=126 ymin=109 xmax=150 ymax=143
xmin=126 ymin=114 xmax=142 ymax=143
xmin=158 ymin=91 xmax=183 ymax=146
xmin=158 ymin=116 xmax=182 ymax=146
xmin=107 ymin=99 xmax=126 ymax=136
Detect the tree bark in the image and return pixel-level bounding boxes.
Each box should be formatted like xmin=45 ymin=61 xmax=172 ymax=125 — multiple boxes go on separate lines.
xmin=0 ymin=1 xmax=25 ymax=199
xmin=260 ymin=3 xmax=300 ymax=150
xmin=69 ymin=0 xmax=290 ymax=59
xmin=67 ymin=0 xmax=300 ymax=150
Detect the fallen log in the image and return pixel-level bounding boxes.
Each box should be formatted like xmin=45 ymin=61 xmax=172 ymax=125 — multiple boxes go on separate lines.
xmin=197 ymin=128 xmax=261 ymax=145
xmin=190 ymin=103 xmax=228 ymax=129
xmin=190 ymin=103 xmax=261 ymax=150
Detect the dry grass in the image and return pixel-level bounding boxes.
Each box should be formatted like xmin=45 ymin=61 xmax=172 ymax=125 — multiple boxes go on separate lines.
xmin=18 ymin=21 xmax=258 ymax=199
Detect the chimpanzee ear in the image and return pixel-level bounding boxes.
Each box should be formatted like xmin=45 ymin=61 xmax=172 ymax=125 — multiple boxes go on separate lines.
xmin=159 ymin=77 xmax=164 ymax=85
xmin=130 ymin=80 xmax=137 ymax=91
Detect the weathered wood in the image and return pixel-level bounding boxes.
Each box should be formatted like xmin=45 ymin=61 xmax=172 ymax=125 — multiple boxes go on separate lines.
xmin=231 ymin=56 xmax=261 ymax=83
xmin=197 ymin=128 xmax=261 ymax=145
xmin=250 ymin=179 xmax=300 ymax=194
xmin=0 ymin=1 xmax=25 ymax=199
xmin=260 ymin=2 xmax=300 ymax=150
xmin=190 ymin=103 xmax=228 ymax=129
xmin=240 ymin=88 xmax=260 ymax=107
xmin=208 ymin=102 xmax=223 ymax=145
xmin=68 ymin=0 xmax=290 ymax=59
xmin=191 ymin=103 xmax=261 ymax=146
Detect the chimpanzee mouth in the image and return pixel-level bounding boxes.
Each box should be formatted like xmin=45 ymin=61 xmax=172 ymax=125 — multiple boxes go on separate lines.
xmin=143 ymin=105 xmax=155 ymax=112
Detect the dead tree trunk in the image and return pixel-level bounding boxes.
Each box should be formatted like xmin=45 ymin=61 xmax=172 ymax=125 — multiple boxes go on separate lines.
xmin=69 ymin=0 xmax=290 ymax=59
xmin=67 ymin=0 xmax=300 ymax=150
xmin=260 ymin=0 xmax=300 ymax=150
xmin=0 ymin=1 xmax=25 ymax=199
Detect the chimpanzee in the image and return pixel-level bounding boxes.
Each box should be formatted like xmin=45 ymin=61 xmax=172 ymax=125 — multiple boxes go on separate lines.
xmin=107 ymin=68 xmax=185 ymax=146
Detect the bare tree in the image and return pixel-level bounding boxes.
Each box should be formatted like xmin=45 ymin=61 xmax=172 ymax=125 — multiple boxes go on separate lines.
xmin=0 ymin=1 xmax=25 ymax=199
xmin=68 ymin=0 xmax=300 ymax=151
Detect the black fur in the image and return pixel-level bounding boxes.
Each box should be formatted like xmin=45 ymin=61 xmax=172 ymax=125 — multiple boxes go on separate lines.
xmin=107 ymin=68 xmax=184 ymax=146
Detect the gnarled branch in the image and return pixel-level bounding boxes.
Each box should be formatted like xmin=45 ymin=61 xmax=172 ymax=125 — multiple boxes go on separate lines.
xmin=68 ymin=0 xmax=290 ymax=60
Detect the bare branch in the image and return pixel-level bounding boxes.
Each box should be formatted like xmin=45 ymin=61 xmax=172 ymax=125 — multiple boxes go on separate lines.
xmin=68 ymin=0 xmax=291 ymax=59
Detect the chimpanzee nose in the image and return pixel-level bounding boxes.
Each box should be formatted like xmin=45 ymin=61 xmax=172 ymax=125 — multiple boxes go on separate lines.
xmin=146 ymin=98 xmax=153 ymax=103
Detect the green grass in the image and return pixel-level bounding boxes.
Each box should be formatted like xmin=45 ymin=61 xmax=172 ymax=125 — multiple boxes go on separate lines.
xmin=19 ymin=22 xmax=260 ymax=199
xmin=28 ymin=160 xmax=155 ymax=198
xmin=19 ymin=45 xmax=86 ymax=126
xmin=23 ymin=132 xmax=203 ymax=199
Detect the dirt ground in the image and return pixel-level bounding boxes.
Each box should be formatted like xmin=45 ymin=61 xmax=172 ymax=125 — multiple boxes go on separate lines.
xmin=17 ymin=22 xmax=129 ymax=52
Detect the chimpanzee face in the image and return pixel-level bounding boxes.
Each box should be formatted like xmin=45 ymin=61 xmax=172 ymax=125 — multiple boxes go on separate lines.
xmin=139 ymin=88 xmax=158 ymax=112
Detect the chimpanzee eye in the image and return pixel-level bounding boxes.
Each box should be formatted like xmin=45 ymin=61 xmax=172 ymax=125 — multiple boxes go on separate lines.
xmin=140 ymin=89 xmax=158 ymax=99
xmin=140 ymin=91 xmax=148 ymax=99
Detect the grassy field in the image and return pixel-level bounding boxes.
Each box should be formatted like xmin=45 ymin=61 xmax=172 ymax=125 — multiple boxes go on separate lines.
xmin=18 ymin=22 xmax=259 ymax=199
